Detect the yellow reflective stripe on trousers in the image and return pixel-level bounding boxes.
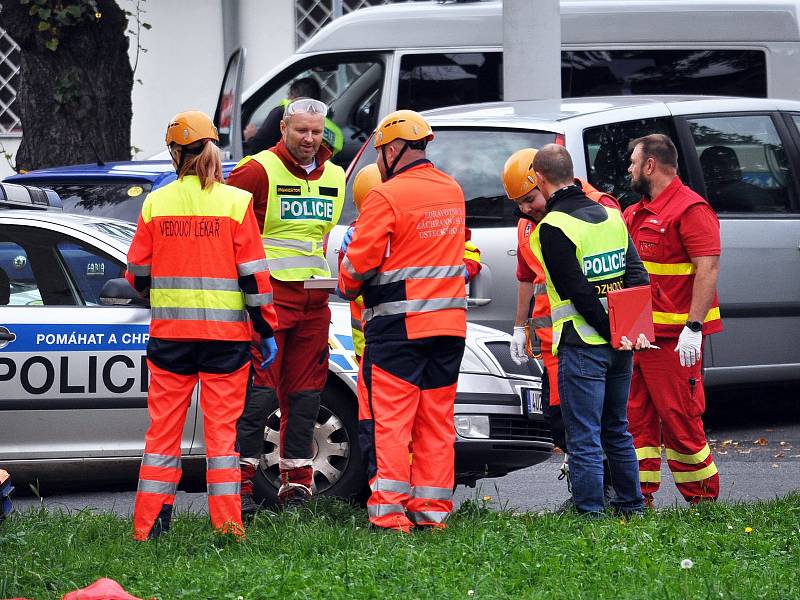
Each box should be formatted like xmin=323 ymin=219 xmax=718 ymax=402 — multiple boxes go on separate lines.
xmin=370 ymin=264 xmax=466 ymax=285
xmin=636 ymin=446 xmax=662 ymax=460
xmin=142 ymin=453 xmax=181 ymax=469
xmin=138 ymin=479 xmax=177 ymax=495
xmin=671 ymin=461 xmax=718 ymax=484
xmin=411 ymin=486 xmax=452 ymax=500
xmin=638 ymin=470 xmax=662 ymax=483
xmin=367 ymin=503 xmax=405 ymax=517
xmin=666 ymin=444 xmax=711 ymax=465
xmin=653 ymin=306 xmax=721 ymax=325
xmin=207 ymin=482 xmax=240 ymax=496
xmin=363 ymin=297 xmax=467 ymax=321
xmin=408 ymin=510 xmax=449 ymax=524
xmin=206 ymin=455 xmax=239 ymax=470
xmin=643 ymin=261 xmax=696 ymax=276
xmin=370 ymin=479 xmax=411 ymax=494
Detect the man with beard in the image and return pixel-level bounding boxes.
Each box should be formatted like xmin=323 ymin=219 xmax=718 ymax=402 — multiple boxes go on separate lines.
xmin=624 ymin=134 xmax=722 ymax=506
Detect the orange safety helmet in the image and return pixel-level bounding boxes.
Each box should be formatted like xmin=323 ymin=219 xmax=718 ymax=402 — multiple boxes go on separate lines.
xmin=374 ymin=109 xmax=434 ymax=147
xmin=502 ymin=148 xmax=539 ymax=200
xmin=165 ymin=110 xmax=219 ymax=146
xmin=352 ymin=163 xmax=382 ymax=212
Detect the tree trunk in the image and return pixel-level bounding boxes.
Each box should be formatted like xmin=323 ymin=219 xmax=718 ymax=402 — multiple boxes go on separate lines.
xmin=1 ymin=1 xmax=132 ymax=171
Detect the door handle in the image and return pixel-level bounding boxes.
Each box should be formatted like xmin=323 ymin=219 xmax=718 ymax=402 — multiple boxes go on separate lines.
xmin=467 ymin=298 xmax=491 ymax=308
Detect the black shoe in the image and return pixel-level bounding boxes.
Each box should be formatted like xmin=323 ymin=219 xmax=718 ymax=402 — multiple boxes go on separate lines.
xmin=279 ymin=485 xmax=311 ymax=511
xmin=241 ymin=493 xmax=263 ymax=519
xmin=148 ymin=503 xmax=173 ymax=540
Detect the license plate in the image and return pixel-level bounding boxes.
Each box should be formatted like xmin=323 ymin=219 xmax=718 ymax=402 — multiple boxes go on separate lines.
xmin=521 ymin=387 xmax=542 ymax=416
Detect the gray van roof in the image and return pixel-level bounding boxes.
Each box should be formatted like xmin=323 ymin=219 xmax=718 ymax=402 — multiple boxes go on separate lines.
xmin=299 ymin=0 xmax=800 ymax=52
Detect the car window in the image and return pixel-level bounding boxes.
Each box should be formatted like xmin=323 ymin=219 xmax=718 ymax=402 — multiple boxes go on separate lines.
xmin=19 ymin=181 xmax=151 ymax=224
xmin=398 ymin=53 xmax=503 ymax=113
xmin=345 ymin=128 xmax=556 ymax=227
xmin=687 ymin=114 xmax=796 ymax=213
xmin=56 ymin=241 xmax=125 ymax=306
xmin=241 ymin=57 xmax=385 ymax=169
xmin=0 ymin=242 xmax=42 ymax=306
xmin=583 ymin=117 xmax=681 ymax=209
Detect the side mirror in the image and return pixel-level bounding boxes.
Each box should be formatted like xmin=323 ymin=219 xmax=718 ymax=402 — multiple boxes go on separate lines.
xmin=99 ymin=278 xmax=149 ymax=307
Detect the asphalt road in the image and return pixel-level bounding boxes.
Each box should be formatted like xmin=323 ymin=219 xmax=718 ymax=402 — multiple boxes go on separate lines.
xmin=12 ymin=385 xmax=800 ymax=517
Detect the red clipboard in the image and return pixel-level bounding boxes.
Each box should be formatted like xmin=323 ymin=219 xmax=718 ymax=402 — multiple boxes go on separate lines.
xmin=607 ymin=285 xmax=655 ymax=349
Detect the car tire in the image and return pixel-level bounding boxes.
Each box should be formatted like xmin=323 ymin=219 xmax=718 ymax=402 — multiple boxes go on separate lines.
xmin=252 ymin=381 xmax=369 ymax=508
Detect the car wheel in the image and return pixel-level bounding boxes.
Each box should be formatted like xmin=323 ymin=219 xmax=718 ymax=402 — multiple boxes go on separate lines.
xmin=252 ymin=383 xmax=368 ymax=507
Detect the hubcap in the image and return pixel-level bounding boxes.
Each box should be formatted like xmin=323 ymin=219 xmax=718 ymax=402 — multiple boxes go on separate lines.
xmin=259 ymin=406 xmax=351 ymax=494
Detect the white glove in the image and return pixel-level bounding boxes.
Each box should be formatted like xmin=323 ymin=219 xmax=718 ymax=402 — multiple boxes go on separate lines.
xmin=510 ymin=326 xmax=529 ymax=365
xmin=675 ymin=326 xmax=702 ymax=367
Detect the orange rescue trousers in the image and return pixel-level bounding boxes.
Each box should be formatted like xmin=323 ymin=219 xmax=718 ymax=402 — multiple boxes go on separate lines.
xmin=357 ymin=336 xmax=465 ymax=532
xmin=133 ymin=340 xmax=250 ymax=540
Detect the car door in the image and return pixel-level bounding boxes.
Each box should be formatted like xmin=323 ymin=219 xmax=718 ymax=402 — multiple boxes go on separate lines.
xmin=675 ymin=111 xmax=800 ymax=385
xmin=0 ymin=218 xmax=198 ymax=461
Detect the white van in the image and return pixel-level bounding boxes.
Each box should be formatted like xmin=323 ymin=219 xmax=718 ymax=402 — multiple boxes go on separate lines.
xmin=215 ymin=0 xmax=800 ymax=166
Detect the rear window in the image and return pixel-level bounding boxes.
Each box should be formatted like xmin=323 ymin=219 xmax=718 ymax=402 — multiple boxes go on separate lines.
xmin=20 ymin=181 xmax=152 ymax=224
xmin=345 ymin=128 xmax=556 ymax=227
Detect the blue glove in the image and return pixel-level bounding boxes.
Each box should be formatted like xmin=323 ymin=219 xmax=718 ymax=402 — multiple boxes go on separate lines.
xmin=260 ymin=336 xmax=278 ymax=369
xmin=340 ymin=226 xmax=355 ymax=256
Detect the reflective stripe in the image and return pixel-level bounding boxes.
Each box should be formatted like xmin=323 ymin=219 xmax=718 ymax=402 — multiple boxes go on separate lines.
xmin=279 ymin=457 xmax=313 ymax=469
xmin=636 ymin=446 xmax=662 ymax=461
xmin=551 ymin=298 xmax=608 ymax=322
xmin=411 ymin=486 xmax=452 ymax=501
xmin=370 ymin=479 xmax=411 ymax=494
xmin=671 ymin=461 xmax=718 ymax=484
xmin=264 ymin=237 xmax=314 ymax=252
xmin=666 ymin=444 xmax=711 ymax=465
xmin=207 ymin=456 xmax=239 ymax=470
xmin=407 ymin=510 xmax=449 ymax=524
xmin=532 ymin=283 xmax=548 ymax=296
xmin=643 ymin=261 xmax=696 ymax=276
xmin=151 ymin=277 xmax=240 ymax=291
xmin=370 ymin=264 xmax=466 ymax=286
xmin=237 ymin=258 xmax=269 ymax=276
xmin=350 ymin=317 xmax=363 ymax=332
xmin=245 ymin=292 xmax=274 ymax=306
xmin=137 ymin=479 xmax=177 ymax=495
xmin=208 ymin=482 xmax=240 ymax=496
xmin=268 ymin=255 xmax=329 ymax=272
xmin=653 ymin=306 xmax=721 ymax=325
xmin=341 ymin=255 xmax=376 ymax=282
xmin=367 ymin=503 xmax=406 ymax=517
xmin=575 ymin=322 xmax=602 ymax=339
xmin=151 ymin=307 xmax=247 ymax=322
xmin=127 ymin=262 xmax=151 ymax=276
xmin=141 ymin=453 xmax=181 ymax=469
xmin=638 ymin=470 xmax=661 ymax=483
xmin=530 ymin=316 xmax=552 ymax=329
xmin=363 ymin=297 xmax=467 ymax=321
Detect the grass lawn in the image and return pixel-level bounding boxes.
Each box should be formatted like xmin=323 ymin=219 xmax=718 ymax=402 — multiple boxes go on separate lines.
xmin=1 ymin=493 xmax=798 ymax=600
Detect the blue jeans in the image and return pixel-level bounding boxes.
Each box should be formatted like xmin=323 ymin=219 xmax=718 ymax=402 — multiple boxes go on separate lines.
xmin=557 ymin=344 xmax=644 ymax=514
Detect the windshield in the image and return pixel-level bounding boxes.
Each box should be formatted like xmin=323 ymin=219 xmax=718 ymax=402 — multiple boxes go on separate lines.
xmin=345 ymin=128 xmax=556 ymax=227
xmin=24 ymin=181 xmax=152 ymax=224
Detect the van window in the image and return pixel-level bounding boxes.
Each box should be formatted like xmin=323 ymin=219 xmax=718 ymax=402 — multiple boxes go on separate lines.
xmin=563 ymin=50 xmax=766 ymax=98
xmin=687 ymin=114 xmax=796 ymax=213
xmin=242 ymin=57 xmax=384 ymax=168
xmin=398 ymin=53 xmax=503 ymax=113
xmin=345 ymin=128 xmax=555 ymax=227
xmin=583 ymin=117 xmax=681 ymax=209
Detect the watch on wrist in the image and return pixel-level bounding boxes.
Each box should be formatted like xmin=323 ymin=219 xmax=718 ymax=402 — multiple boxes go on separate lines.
xmin=686 ymin=320 xmax=703 ymax=333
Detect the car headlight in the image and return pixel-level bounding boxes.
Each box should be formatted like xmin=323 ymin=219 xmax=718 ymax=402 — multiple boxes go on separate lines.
xmin=460 ymin=345 xmax=491 ymax=374
xmin=455 ymin=415 xmax=490 ymax=439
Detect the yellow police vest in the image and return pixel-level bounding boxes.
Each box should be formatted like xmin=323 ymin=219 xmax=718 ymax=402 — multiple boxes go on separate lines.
xmin=532 ymin=206 xmax=629 ymax=355
xmin=245 ymin=150 xmax=345 ymax=281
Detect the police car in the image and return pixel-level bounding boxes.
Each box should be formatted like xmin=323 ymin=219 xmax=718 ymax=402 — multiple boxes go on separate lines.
xmin=0 ymin=180 xmax=551 ymax=504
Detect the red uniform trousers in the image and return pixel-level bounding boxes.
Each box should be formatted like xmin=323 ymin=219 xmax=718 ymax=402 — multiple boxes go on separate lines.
xmin=133 ymin=340 xmax=249 ymax=540
xmin=358 ymin=336 xmax=465 ymax=532
xmin=628 ymin=337 xmax=719 ymax=502
xmin=237 ymin=279 xmax=330 ymax=493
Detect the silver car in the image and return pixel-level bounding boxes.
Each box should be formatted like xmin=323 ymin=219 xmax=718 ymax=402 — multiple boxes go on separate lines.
xmin=0 ymin=186 xmax=551 ymax=501
xmin=334 ymin=95 xmax=800 ymax=388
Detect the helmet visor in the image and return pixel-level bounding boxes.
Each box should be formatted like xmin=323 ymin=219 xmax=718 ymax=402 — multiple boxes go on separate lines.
xmin=284 ymin=98 xmax=328 ymax=118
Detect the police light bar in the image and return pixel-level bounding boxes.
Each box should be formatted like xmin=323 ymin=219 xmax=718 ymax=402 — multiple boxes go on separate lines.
xmin=0 ymin=182 xmax=63 ymax=210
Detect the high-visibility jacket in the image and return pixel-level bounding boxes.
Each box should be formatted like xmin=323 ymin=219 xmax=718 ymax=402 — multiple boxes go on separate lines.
xmin=624 ymin=177 xmax=722 ymax=337
xmin=532 ymin=205 xmax=629 ymax=355
xmin=126 ymin=175 xmax=277 ymax=341
xmin=279 ymin=98 xmax=344 ymax=157
xmin=338 ymin=161 xmax=467 ymax=341
xmin=242 ymin=150 xmax=345 ymax=281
